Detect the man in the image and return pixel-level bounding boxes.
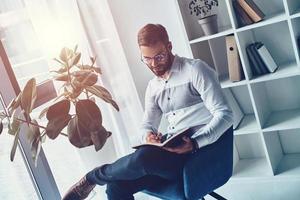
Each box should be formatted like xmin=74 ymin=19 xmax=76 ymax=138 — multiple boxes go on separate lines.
xmin=62 ymin=24 xmax=233 ymax=200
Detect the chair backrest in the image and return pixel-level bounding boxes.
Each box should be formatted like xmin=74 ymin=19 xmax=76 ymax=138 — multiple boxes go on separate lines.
xmin=183 ymin=126 xmax=233 ymax=199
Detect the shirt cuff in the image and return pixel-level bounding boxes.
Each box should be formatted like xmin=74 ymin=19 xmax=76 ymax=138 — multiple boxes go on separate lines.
xmin=193 ymin=133 xmax=211 ymax=149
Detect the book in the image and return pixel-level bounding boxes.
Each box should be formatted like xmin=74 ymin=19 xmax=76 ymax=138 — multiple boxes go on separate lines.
xmin=237 ymin=0 xmax=265 ymax=23
xmin=226 ymin=35 xmax=243 ymax=82
xmin=257 ymin=44 xmax=278 ymax=73
xmin=233 ymin=0 xmax=254 ymax=27
xmin=297 ymin=36 xmax=300 ymax=50
xmin=246 ymin=44 xmax=263 ymax=76
xmin=252 ymin=42 xmax=269 ymax=74
xmin=132 ymin=127 xmax=191 ymax=149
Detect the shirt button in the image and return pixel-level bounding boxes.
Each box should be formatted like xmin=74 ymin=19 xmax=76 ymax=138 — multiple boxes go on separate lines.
xmin=173 ymin=113 xmax=175 ymax=115
xmin=167 ymin=97 xmax=170 ymax=100
xmin=172 ymin=127 xmax=175 ymax=129
xmin=165 ymin=80 xmax=168 ymax=83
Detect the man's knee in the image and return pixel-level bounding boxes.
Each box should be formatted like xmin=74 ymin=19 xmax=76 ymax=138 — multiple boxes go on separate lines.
xmin=133 ymin=146 xmax=162 ymax=169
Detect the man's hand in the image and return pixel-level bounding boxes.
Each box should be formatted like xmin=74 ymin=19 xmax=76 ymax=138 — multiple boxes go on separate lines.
xmin=163 ymin=136 xmax=194 ymax=154
xmin=146 ymin=132 xmax=162 ymax=144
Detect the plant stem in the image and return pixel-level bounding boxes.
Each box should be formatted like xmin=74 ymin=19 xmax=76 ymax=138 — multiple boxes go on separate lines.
xmin=67 ymin=63 xmax=71 ymax=84
xmin=85 ymin=89 xmax=89 ymax=99
xmin=14 ymin=117 xmax=68 ymax=137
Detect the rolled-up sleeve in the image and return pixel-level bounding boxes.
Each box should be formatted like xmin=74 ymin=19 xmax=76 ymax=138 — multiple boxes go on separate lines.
xmin=191 ymin=60 xmax=233 ymax=148
xmin=140 ymin=82 xmax=162 ymax=143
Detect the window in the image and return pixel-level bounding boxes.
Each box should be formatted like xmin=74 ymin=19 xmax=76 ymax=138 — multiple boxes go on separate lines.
xmin=0 ymin=97 xmax=39 ymax=200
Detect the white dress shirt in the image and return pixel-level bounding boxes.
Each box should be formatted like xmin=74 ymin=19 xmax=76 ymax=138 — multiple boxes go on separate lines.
xmin=140 ymin=55 xmax=233 ymax=148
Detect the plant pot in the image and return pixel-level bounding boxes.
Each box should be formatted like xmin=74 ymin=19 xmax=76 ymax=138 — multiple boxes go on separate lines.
xmin=198 ymin=14 xmax=218 ymax=36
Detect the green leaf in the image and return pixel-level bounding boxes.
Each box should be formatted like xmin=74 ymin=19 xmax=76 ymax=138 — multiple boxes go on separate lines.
xmin=10 ymin=128 xmax=20 ymax=161
xmin=27 ymin=120 xmax=41 ymax=166
xmin=72 ymin=71 xmax=98 ymax=86
xmin=8 ymin=110 xmax=21 ymax=135
xmin=76 ymin=99 xmax=102 ymax=132
xmin=74 ymin=44 xmax=78 ymax=53
xmin=92 ymin=67 xmax=102 ymax=74
xmin=68 ymin=53 xmax=81 ymax=67
xmin=0 ymin=111 xmax=6 ymax=120
xmin=86 ymin=85 xmax=119 ymax=111
xmin=53 ymin=58 xmax=65 ymax=65
xmin=90 ymin=126 xmax=111 ymax=151
xmin=45 ymin=114 xmax=71 ymax=139
xmin=27 ymin=119 xmax=40 ymax=144
xmin=0 ymin=120 xmax=3 ymax=135
xmin=21 ymin=78 xmax=37 ymax=116
xmin=50 ymin=67 xmax=68 ymax=74
xmin=90 ymin=56 xmax=96 ymax=66
xmin=60 ymin=47 xmax=73 ymax=63
xmin=7 ymin=92 xmax=22 ymax=115
xmin=54 ymin=73 xmax=69 ymax=82
xmin=67 ymin=116 xmax=92 ymax=148
xmin=32 ymin=138 xmax=41 ymax=167
xmin=46 ymin=100 xmax=70 ymax=121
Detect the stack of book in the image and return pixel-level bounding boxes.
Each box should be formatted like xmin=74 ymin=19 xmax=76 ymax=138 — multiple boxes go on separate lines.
xmin=233 ymin=0 xmax=265 ymax=27
xmin=246 ymin=42 xmax=278 ymax=77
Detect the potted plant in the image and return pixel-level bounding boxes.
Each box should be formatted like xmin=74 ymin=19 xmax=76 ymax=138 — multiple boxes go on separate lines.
xmin=0 ymin=46 xmax=119 ymax=165
xmin=188 ymin=0 xmax=219 ymax=36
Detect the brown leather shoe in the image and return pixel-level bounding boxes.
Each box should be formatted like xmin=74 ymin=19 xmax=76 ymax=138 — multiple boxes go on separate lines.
xmin=62 ymin=175 xmax=96 ymax=200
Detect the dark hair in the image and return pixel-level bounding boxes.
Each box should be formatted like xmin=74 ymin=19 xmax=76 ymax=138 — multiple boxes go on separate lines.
xmin=137 ymin=24 xmax=169 ymax=47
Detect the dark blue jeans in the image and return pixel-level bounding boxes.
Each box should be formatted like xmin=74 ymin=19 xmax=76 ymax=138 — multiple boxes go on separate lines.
xmin=86 ymin=146 xmax=189 ymax=200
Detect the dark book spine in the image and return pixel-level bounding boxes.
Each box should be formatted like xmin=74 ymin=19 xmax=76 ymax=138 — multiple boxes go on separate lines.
xmin=233 ymin=1 xmax=254 ymax=26
xmin=246 ymin=44 xmax=262 ymax=76
xmin=297 ymin=36 xmax=300 ymax=50
xmin=244 ymin=0 xmax=265 ymax=19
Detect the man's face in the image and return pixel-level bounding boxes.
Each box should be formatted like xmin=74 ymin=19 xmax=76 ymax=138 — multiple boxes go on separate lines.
xmin=140 ymin=42 xmax=173 ymax=77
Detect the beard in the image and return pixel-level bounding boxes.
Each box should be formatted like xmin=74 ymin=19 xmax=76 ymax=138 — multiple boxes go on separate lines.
xmin=149 ymin=53 xmax=173 ymax=77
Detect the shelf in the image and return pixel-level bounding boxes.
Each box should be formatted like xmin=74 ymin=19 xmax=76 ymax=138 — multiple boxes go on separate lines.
xmin=220 ymin=78 xmax=247 ymax=88
xmin=232 ymin=158 xmax=271 ymax=178
xmin=276 ymin=154 xmax=300 ymax=177
xmin=262 ymin=109 xmax=300 ymax=132
xmin=249 ymin=62 xmax=300 ymax=84
xmin=286 ymin=0 xmax=300 ymax=16
xmin=189 ymin=27 xmax=234 ymax=44
xmin=234 ymin=114 xmax=260 ymax=135
xmin=290 ymin=12 xmax=300 ymax=19
xmin=236 ymin=13 xmax=287 ymax=33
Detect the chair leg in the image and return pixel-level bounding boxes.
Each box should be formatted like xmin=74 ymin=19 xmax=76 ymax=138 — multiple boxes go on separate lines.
xmin=209 ymin=192 xmax=227 ymax=200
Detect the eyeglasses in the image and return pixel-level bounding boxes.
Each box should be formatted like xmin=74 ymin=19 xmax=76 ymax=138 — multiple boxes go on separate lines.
xmin=141 ymin=52 xmax=168 ymax=65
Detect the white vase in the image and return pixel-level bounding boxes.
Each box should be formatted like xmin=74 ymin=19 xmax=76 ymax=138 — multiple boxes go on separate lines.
xmin=198 ymin=14 xmax=218 ymax=36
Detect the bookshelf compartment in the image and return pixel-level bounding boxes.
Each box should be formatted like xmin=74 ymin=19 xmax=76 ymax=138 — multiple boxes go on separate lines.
xmin=233 ymin=133 xmax=271 ymax=178
xmin=176 ymin=0 xmax=233 ymax=41
xmin=263 ymin=129 xmax=300 ymax=176
xmin=228 ymin=0 xmax=286 ymax=29
xmin=250 ymin=75 xmax=300 ymax=131
xmin=191 ymin=35 xmax=247 ymax=88
xmin=236 ymin=21 xmax=298 ymax=82
xmin=286 ymin=0 xmax=300 ymax=16
xmin=291 ymin=17 xmax=300 ymax=61
xmin=224 ymin=85 xmax=259 ymax=135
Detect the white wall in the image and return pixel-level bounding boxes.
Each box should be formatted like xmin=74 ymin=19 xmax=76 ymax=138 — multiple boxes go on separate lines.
xmin=107 ymin=0 xmax=192 ymax=108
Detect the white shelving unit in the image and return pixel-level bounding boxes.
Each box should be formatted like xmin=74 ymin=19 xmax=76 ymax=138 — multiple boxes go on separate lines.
xmin=175 ymin=0 xmax=300 ymax=183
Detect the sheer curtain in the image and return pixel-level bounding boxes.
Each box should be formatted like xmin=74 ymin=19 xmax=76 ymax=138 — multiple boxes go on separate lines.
xmin=76 ymin=0 xmax=144 ymax=156
xmin=24 ymin=0 xmax=143 ymax=155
